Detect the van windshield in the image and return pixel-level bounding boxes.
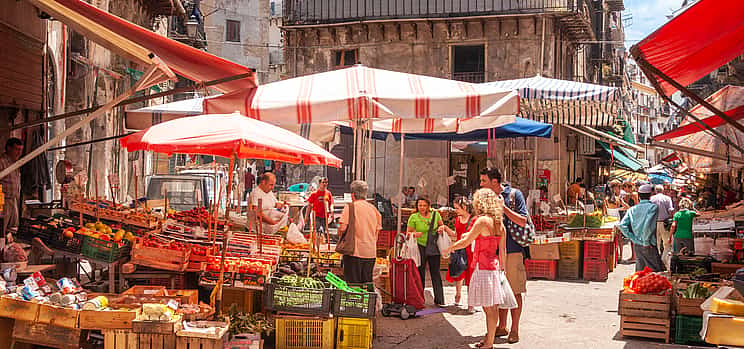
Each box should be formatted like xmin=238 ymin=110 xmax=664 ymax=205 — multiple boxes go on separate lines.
xmin=146 ymin=178 xmax=203 ymax=211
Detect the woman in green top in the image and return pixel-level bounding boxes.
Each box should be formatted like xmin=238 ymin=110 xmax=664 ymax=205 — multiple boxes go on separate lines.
xmin=669 ymin=198 xmax=698 ymax=256
xmin=407 ymin=196 xmax=445 ymax=306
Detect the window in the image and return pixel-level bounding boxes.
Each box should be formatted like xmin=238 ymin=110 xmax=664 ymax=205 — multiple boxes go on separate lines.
xmin=226 ymin=20 xmax=241 ymax=42
xmin=334 ymin=49 xmax=358 ymax=67
xmin=452 ymin=45 xmax=485 ymax=83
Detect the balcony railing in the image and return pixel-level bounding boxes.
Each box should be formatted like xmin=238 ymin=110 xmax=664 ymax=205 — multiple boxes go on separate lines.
xmin=452 ymin=71 xmax=485 ymax=83
xmin=284 ymin=0 xmax=592 ymax=25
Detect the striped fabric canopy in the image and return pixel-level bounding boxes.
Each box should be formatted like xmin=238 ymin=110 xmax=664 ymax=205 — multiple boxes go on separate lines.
xmin=202 ymin=65 xmax=519 ymax=125
xmin=480 ymin=75 xmax=619 ymax=126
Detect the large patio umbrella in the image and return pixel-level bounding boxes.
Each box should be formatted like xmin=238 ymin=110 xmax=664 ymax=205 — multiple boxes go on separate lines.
xmin=653 ymin=86 xmax=744 ymax=173
xmin=120 ymin=112 xmax=341 ymax=311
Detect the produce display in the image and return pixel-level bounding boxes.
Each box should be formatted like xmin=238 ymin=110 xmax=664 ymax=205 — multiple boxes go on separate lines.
xmin=276 ymin=275 xmax=326 ymax=289
xmin=567 ymin=211 xmax=605 ymax=228
xmin=76 ymin=221 xmax=136 ymax=244
xmin=226 ymin=306 xmax=274 ymax=339
xmin=679 ymin=282 xmax=715 ymax=299
xmin=70 ymin=200 xmax=160 ymax=228
xmin=623 ymin=267 xmax=672 ymax=295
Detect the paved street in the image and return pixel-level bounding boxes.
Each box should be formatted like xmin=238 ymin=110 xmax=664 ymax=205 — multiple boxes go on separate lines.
xmin=374 ymin=247 xmax=706 ymax=349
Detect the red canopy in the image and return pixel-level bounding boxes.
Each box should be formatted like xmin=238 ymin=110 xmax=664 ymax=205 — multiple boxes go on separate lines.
xmin=120 ymin=113 xmax=342 ymax=167
xmin=29 ymin=0 xmax=256 ymax=92
xmin=630 ymin=0 xmax=744 ymax=97
xmin=655 ymin=86 xmax=744 ymax=141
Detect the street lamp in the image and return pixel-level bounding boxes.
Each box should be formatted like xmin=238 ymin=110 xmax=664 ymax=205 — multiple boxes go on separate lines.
xmin=186 ymin=15 xmax=198 ymax=38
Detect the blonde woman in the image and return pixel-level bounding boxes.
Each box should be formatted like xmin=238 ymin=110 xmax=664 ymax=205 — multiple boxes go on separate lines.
xmin=446 ymin=188 xmax=508 ymax=348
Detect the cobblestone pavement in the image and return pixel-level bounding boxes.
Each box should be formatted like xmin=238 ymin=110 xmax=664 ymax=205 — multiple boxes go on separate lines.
xmin=373 ymin=246 xmax=708 ymax=349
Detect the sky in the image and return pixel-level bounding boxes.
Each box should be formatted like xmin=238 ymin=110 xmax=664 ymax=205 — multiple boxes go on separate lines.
xmin=622 ymin=0 xmax=685 ymax=47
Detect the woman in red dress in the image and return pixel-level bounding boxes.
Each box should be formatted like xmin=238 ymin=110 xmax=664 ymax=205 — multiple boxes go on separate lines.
xmin=439 ymin=196 xmax=475 ymax=312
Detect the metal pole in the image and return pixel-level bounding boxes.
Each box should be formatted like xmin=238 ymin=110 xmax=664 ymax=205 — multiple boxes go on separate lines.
xmin=397 ymin=134 xmax=405 ymax=237
xmin=215 ymin=156 xmax=235 ymax=315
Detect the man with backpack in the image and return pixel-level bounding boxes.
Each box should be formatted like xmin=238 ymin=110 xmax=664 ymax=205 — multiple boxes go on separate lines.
xmin=479 ymin=168 xmax=532 ymax=344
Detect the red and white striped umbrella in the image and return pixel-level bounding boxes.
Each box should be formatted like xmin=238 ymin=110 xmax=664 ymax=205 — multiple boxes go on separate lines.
xmin=202 ymin=65 xmax=519 ymax=126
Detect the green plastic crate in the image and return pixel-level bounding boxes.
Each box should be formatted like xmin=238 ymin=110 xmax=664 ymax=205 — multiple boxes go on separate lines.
xmin=674 ymin=315 xmax=707 ymax=346
xmin=80 ymin=235 xmax=131 ymax=263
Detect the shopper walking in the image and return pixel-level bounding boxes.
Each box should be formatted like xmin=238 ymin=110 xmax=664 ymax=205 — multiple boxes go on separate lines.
xmin=407 ymin=196 xmax=445 ymax=306
xmin=669 ymin=198 xmax=698 ymax=256
xmin=479 ymin=168 xmax=528 ymax=344
xmin=650 ymin=184 xmax=674 ymax=256
xmin=438 ymin=196 xmax=475 ymax=312
xmin=618 ymin=184 xmax=664 ymax=272
xmin=337 ymin=180 xmax=381 ymax=283
xmin=305 ymin=177 xmax=334 ymax=243
xmin=445 ymin=188 xmax=508 ymax=349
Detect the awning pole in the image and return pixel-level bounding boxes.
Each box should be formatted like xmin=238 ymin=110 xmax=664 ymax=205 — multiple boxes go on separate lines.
xmin=0 ymin=63 xmax=162 ymax=181
xmin=636 ymin=58 xmax=744 ymax=143
xmin=575 ymin=125 xmax=643 ymax=152
xmin=397 ymin=133 xmax=405 ymax=238
xmin=650 ymin=141 xmax=744 ymax=166
xmin=562 ymin=125 xmax=641 ymax=152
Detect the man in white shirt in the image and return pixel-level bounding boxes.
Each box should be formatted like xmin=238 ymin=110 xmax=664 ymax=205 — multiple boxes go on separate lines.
xmin=248 ymin=172 xmax=287 ymax=234
xmin=650 ymin=184 xmax=674 ymax=256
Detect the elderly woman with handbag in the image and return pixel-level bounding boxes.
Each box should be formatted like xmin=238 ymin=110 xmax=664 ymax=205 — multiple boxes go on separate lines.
xmin=336 ymin=180 xmax=382 ymax=283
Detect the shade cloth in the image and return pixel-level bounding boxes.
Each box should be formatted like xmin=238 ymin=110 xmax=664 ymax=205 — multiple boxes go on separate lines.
xmin=202 ymin=65 xmax=519 ymax=124
xmin=339 ymin=117 xmax=552 ymax=141
xmin=480 ymin=75 xmax=619 ymax=126
xmin=658 ymin=86 xmax=744 ymax=173
xmin=120 ymin=113 xmax=342 ymax=167
xmin=629 ymin=0 xmax=744 ymax=97
xmin=598 ymin=141 xmax=644 ymax=172
xmin=27 ymin=0 xmax=257 ymax=92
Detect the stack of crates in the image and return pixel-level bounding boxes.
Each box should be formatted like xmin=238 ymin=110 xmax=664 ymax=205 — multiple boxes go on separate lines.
xmin=335 ymin=283 xmax=377 ymax=349
xmin=558 ymin=240 xmax=582 ymax=280
xmin=583 ymin=240 xmax=612 ymax=281
xmin=275 ymin=315 xmax=336 ymax=349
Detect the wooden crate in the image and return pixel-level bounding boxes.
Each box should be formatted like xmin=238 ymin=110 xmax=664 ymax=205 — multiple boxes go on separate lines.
xmin=123 ymin=285 xmax=167 ymax=296
xmin=529 ymin=243 xmax=560 ymax=260
xmin=711 ymin=262 xmax=744 ymax=277
xmin=132 ymin=316 xmax=181 ymax=334
xmin=131 ymin=242 xmax=191 ymax=272
xmin=674 ymin=294 xmax=705 ymax=317
xmin=13 ymin=320 xmax=82 ymax=349
xmin=618 ymin=291 xmax=671 ymax=319
xmin=221 ymin=288 xmax=263 ymax=314
xmin=166 ymin=289 xmax=199 ymax=304
xmin=36 ymin=303 xmax=80 ymax=329
xmin=620 ymin=316 xmax=670 ymax=343
xmin=103 ymin=329 xmax=176 ymax=349
xmin=79 ymin=309 xmax=137 ymax=329
xmin=0 ymin=297 xmax=40 ymax=322
xmin=175 ymin=321 xmax=228 ymax=349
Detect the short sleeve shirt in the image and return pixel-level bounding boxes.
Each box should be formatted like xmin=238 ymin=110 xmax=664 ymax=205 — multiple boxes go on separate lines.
xmin=307 ymin=189 xmax=333 ymax=217
xmin=673 ymin=209 xmax=697 ymax=239
xmin=249 ymin=187 xmax=277 ymax=213
xmin=502 ymin=185 xmax=528 ymax=253
xmin=407 ymin=210 xmax=442 ymax=247
xmin=339 ymin=200 xmax=382 ymax=258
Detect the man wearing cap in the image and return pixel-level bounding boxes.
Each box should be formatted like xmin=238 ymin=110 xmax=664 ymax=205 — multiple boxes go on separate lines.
xmin=618 ymin=183 xmax=665 ymax=272
xmin=650 ymin=184 xmax=674 ymax=256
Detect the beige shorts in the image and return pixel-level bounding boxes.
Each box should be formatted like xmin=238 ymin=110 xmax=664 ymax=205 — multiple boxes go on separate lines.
xmin=505 ymin=252 xmax=527 ymax=295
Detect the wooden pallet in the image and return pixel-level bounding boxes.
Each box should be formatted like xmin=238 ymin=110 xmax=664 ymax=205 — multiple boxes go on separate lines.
xmin=620 ymin=316 xmax=670 ymax=343
xmin=618 ymin=291 xmax=671 ymax=319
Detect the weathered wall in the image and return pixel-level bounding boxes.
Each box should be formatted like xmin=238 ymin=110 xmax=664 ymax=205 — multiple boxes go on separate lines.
xmin=203 ymin=0 xmax=271 ymax=82
xmin=285 ymin=17 xmax=575 ymax=80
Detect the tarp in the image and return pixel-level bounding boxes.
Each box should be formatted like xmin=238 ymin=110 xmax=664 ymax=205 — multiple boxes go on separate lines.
xmin=654 ymin=86 xmax=744 ymax=141
xmin=658 ymin=86 xmax=744 ymax=173
xmin=202 ymin=65 xmax=519 ymax=125
xmin=120 ymin=113 xmax=341 ymax=167
xmin=629 ymin=0 xmax=744 ymax=97
xmin=480 ymin=75 xmax=619 ymax=126
xmin=598 ymin=141 xmax=644 ymax=172
xmin=28 ymin=0 xmax=257 ymax=92
xmin=339 ymin=117 xmax=552 ymax=141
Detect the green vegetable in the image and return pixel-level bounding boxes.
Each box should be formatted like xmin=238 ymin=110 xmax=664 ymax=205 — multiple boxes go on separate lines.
xmin=681 ymin=282 xmax=712 ymax=299
xmin=226 ymin=305 xmax=274 ymax=339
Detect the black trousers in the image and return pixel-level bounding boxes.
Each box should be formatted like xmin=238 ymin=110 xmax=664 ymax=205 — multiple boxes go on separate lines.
xmin=417 ymin=245 xmax=444 ymax=305
xmin=343 ymin=255 xmax=375 ymax=284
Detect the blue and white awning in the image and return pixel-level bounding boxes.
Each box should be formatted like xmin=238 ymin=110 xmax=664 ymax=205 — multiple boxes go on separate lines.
xmin=480 ymin=76 xmax=619 ymax=126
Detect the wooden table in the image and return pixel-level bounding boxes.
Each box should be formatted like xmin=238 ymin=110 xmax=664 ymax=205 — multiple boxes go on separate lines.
xmin=15 ymin=264 xmax=56 ymax=277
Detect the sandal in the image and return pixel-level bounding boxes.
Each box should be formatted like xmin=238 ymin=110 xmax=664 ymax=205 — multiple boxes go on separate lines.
xmin=494 ymin=328 xmax=508 ymax=337
xmin=507 ymin=333 xmax=519 ymax=343
xmin=474 ymin=340 xmax=494 ymax=348
xmin=454 ymin=295 xmax=461 ymax=306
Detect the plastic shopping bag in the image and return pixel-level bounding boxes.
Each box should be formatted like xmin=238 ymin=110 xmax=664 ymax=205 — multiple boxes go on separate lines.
xmin=286 ymin=223 xmax=307 ymax=244
xmin=499 ymin=271 xmax=518 ymax=310
xmin=437 ymin=231 xmax=452 ymax=258
xmin=404 ymin=236 xmax=421 ymax=267
xmin=662 ymin=249 xmax=673 ymax=271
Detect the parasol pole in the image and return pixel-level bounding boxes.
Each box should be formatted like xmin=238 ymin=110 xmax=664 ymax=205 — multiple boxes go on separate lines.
xmin=397 ymin=133 xmax=405 ymax=239
xmin=215 ymin=155 xmax=235 ymax=315
xmin=257 ymin=198 xmax=263 ymax=254
xmin=94 ymin=171 xmax=100 ymax=222
xmin=308 ymin=214 xmax=315 ymax=278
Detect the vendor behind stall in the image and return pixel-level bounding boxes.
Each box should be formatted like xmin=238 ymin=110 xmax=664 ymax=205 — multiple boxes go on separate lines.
xmin=0 ymin=138 xmax=23 ymax=246
xmin=248 ymin=172 xmax=288 ymax=234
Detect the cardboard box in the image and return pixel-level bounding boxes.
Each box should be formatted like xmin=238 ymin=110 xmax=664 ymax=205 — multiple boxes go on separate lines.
xmin=529 ymin=243 xmax=560 ymax=260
